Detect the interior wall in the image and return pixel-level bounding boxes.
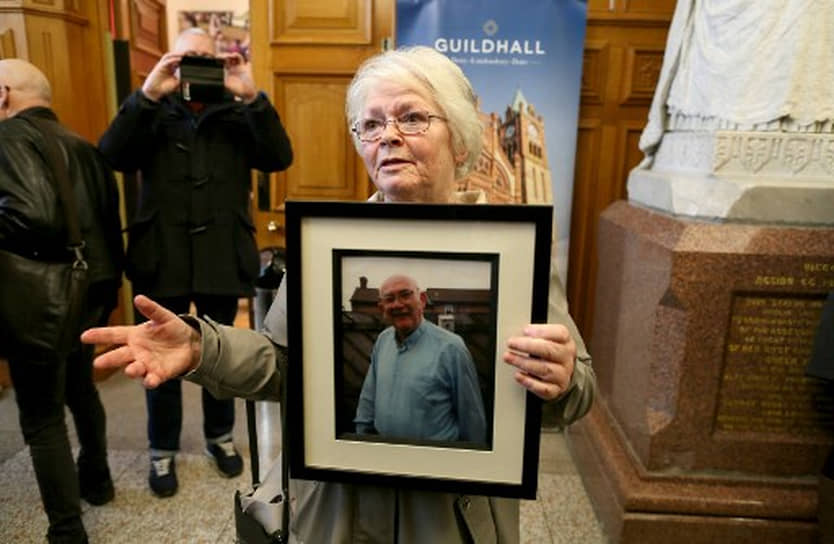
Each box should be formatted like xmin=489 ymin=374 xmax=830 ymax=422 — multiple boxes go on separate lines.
xmin=165 ymin=0 xmax=248 ymax=48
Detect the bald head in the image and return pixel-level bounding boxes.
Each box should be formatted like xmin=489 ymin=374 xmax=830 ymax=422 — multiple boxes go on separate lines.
xmin=0 ymin=58 xmax=51 ymax=119
xmin=380 ymin=274 xmax=420 ymax=294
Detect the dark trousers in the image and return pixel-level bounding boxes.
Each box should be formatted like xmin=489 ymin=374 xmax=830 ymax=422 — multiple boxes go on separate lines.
xmin=8 ymin=303 xmax=110 ymax=543
xmin=140 ymin=295 xmax=238 ymax=454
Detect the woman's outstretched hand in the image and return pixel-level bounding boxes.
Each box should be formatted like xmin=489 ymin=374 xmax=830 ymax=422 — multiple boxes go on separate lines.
xmin=81 ymin=295 xmax=201 ymax=389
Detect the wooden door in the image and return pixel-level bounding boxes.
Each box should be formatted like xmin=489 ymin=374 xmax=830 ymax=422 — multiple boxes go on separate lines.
xmin=250 ymin=0 xmax=392 ymax=249
xmin=566 ymin=0 xmax=676 ymax=342
xmin=111 ymin=0 xmax=167 ymax=90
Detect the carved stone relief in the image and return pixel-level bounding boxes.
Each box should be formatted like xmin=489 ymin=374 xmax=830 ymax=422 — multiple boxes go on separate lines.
xmin=653 ymin=131 xmax=834 ymax=180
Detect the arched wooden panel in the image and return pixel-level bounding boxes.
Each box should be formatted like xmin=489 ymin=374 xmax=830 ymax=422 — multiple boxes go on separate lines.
xmin=0 ymin=27 xmax=16 ymax=57
xmin=281 ymin=76 xmax=361 ymax=198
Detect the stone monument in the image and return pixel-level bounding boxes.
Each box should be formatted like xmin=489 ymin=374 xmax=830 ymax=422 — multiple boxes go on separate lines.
xmin=568 ymin=1 xmax=834 ymax=542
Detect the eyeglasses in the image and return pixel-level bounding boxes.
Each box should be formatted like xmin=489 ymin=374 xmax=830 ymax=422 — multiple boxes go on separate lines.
xmin=352 ymin=111 xmax=446 ymax=143
xmin=380 ymin=289 xmax=416 ymax=305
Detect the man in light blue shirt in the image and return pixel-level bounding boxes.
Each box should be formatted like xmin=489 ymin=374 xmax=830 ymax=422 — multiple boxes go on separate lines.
xmin=354 ymin=274 xmax=487 ymax=445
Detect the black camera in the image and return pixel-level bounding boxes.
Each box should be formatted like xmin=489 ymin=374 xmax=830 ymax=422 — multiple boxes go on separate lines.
xmin=179 ymin=56 xmax=225 ymax=103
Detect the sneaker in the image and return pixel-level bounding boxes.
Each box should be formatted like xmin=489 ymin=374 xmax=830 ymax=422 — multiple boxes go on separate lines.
xmin=205 ymin=440 xmax=243 ymax=478
xmin=149 ymin=456 xmax=177 ymax=498
xmin=77 ymin=456 xmax=114 ymax=506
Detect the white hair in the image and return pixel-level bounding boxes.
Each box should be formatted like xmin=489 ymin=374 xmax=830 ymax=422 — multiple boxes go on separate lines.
xmin=345 ymin=46 xmax=483 ymax=179
xmin=173 ymin=27 xmax=215 ymax=54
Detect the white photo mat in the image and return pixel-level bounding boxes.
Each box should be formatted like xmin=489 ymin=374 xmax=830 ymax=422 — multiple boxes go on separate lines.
xmin=301 ymin=216 xmax=536 ymax=484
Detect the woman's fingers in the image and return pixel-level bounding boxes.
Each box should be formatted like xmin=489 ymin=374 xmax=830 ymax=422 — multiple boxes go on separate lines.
xmin=503 ymin=324 xmax=577 ymax=400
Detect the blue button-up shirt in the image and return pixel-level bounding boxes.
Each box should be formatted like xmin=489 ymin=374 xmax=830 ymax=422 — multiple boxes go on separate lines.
xmin=354 ymin=319 xmax=487 ymax=444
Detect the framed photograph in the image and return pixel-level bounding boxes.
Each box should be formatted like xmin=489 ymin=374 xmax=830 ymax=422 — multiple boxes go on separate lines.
xmin=285 ymin=201 xmax=552 ymax=499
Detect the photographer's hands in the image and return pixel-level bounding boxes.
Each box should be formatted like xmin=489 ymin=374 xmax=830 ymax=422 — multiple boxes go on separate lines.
xmin=221 ymin=52 xmax=257 ymax=104
xmin=141 ymin=51 xmax=257 ymax=104
xmin=141 ymin=52 xmax=184 ymax=102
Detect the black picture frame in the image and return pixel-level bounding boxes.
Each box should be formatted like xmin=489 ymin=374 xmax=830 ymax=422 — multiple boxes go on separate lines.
xmin=285 ymin=201 xmax=552 ymax=499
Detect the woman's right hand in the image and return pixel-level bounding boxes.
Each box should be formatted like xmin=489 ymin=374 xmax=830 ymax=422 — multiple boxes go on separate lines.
xmin=81 ymin=295 xmax=201 ymax=388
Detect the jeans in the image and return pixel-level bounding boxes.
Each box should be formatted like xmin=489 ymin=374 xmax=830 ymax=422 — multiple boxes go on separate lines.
xmin=139 ymin=295 xmax=238 ymax=454
xmin=8 ymin=302 xmax=110 ymax=543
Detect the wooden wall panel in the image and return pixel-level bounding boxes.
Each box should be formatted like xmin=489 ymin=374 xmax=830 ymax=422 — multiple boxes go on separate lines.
xmin=581 ymin=40 xmax=609 ymax=106
xmin=0 ymin=26 xmax=17 ymax=56
xmin=616 ymin=122 xmax=646 ymax=195
xmin=252 ymin=0 xmax=392 ymax=251
xmin=585 ymin=0 xmax=675 ymax=25
xmin=282 ymin=77 xmax=361 ymax=199
xmin=127 ymin=0 xmax=165 ymax=87
xmin=567 ymin=120 xmax=602 ymax=320
xmin=566 ymin=4 xmax=673 ymax=344
xmin=0 ymin=0 xmax=112 ymax=140
xmin=273 ymin=0 xmax=372 ymax=44
xmin=623 ymin=0 xmax=676 ymax=16
xmin=620 ymin=44 xmax=664 ymax=106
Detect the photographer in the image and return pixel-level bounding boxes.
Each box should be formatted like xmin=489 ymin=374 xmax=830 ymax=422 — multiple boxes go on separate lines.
xmin=98 ymin=27 xmax=293 ymax=498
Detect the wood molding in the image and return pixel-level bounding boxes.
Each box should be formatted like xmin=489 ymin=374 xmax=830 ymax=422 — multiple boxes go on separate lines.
xmin=615 ymin=121 xmax=646 ymax=196
xmin=0 ymin=27 xmax=15 ymax=57
xmin=568 ymin=120 xmax=603 ymax=337
xmin=587 ymin=16 xmax=673 ymax=28
xmin=0 ymin=6 xmax=88 ymax=26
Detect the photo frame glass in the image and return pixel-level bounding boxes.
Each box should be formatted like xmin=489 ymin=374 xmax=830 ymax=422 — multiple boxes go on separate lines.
xmin=286 ymin=201 xmax=552 ymax=499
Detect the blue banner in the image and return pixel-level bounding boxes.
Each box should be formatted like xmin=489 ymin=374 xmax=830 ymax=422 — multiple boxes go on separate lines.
xmin=396 ymin=0 xmax=587 ymax=280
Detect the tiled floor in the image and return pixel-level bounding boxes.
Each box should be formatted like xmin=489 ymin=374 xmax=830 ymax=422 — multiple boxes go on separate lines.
xmin=0 ymin=302 xmax=606 ymax=543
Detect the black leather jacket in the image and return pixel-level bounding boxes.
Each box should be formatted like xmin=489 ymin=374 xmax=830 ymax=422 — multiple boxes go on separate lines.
xmin=0 ymin=107 xmax=124 ymax=294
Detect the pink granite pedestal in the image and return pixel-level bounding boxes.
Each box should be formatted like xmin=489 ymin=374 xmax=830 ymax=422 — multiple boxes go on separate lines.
xmin=568 ymin=201 xmax=834 ymax=543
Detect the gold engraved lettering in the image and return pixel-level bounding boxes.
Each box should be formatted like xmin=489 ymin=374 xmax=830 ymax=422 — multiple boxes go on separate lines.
xmin=754 ymin=275 xmax=795 ymax=286
xmin=804 ymin=262 xmax=832 ymax=273
xmin=715 ymin=293 xmax=833 ymax=436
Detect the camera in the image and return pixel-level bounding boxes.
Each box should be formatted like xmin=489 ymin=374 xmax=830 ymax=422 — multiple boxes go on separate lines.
xmin=179 ymin=56 xmax=225 ymax=103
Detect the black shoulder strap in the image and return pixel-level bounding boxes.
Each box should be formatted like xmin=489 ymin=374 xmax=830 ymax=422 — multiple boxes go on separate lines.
xmin=242 ymin=351 xmax=289 ymax=542
xmin=279 ymin=354 xmax=289 ymax=540
xmin=21 ymin=115 xmax=86 ymax=264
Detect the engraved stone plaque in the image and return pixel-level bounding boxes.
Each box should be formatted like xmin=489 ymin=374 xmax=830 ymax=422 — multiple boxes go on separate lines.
xmin=716 ymin=293 xmax=834 ymax=436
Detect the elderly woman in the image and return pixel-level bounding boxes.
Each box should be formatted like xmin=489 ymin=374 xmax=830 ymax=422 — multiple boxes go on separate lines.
xmin=83 ymin=46 xmax=596 ymax=543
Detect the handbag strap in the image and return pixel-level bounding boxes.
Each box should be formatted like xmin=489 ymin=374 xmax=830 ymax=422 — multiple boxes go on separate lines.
xmin=243 ymin=352 xmax=290 ymax=543
xmin=20 ymin=115 xmax=87 ymax=267
xmin=279 ymin=354 xmax=289 ymax=541
xmin=245 ymin=400 xmax=261 ymax=486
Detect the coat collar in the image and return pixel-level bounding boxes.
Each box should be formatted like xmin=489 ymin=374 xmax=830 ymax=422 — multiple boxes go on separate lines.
xmin=16 ymin=106 xmax=58 ymax=123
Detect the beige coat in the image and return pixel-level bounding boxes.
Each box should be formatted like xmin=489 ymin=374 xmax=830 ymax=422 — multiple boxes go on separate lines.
xmin=188 ymin=197 xmax=596 ymax=543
